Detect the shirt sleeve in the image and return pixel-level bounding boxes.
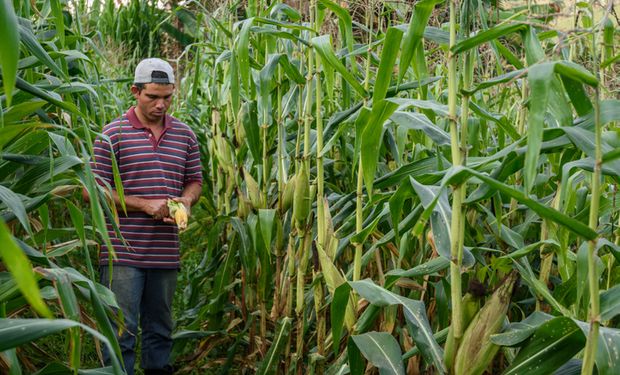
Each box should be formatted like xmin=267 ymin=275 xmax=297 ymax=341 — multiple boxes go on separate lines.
xmin=184 ymin=130 xmax=203 ymax=186
xmin=90 ymin=127 xmax=115 ymax=188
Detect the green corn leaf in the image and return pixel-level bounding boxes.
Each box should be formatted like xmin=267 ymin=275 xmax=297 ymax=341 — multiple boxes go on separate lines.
xmin=53 ymin=272 xmax=80 ymax=370
xmin=0 ymin=221 xmax=52 ymax=318
xmin=18 ymin=22 xmax=67 ymax=80
xmin=257 ymin=209 xmax=275 ymax=258
xmin=348 ymin=336 xmax=365 ymax=375
xmin=2 ymin=348 xmax=21 ymax=375
xmin=353 ymin=106 xmax=371 ymax=172
xmin=0 ymin=318 xmax=124 ymax=375
xmin=256 ymin=317 xmax=292 ymax=375
xmin=15 ymin=77 xmax=83 ymax=115
xmin=253 ymin=17 xmax=315 ymax=32
xmin=0 ymin=185 xmax=32 ymax=236
xmin=512 ymin=258 xmax=571 ymax=316
xmin=452 ymin=23 xmax=527 ymax=55
xmin=351 ymin=332 xmax=405 ymax=375
xmin=3 ymin=101 xmax=47 ymax=124
xmin=600 ymin=284 xmax=620 ymax=321
xmin=462 ymin=69 xmax=523 ymax=95
xmin=50 ymin=0 xmax=65 ymax=47
xmin=350 ymin=279 xmax=446 ymax=373
xmin=373 ymin=27 xmax=403 ymax=103
xmin=524 ymin=62 xmax=554 ymax=193
xmin=426 ymin=166 xmax=597 ymax=240
xmin=390 ymin=111 xmax=450 ymax=146
xmin=269 ymin=3 xmax=301 ymax=21
xmin=331 ymin=282 xmax=352 ymax=356
xmin=490 ymin=311 xmax=553 ymax=347
xmin=503 ymin=317 xmax=585 ymax=375
xmin=318 ymin=0 xmax=355 ymax=72
xmin=312 ymin=34 xmax=367 ymax=97
xmin=236 ymin=17 xmax=255 ymax=94
xmin=0 ymin=0 xmax=19 ymax=106
xmin=398 ymin=0 xmax=443 ymax=84
xmin=361 ymin=100 xmax=399 ymax=197
xmin=242 ymin=101 xmax=261 ymax=164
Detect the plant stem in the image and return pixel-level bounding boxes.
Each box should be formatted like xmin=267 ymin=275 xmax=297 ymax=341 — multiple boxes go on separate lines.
xmin=353 ymin=0 xmax=374 ymax=283
xmin=446 ymin=0 xmax=464 ymax=368
xmin=581 ymin=7 xmax=603 ymax=372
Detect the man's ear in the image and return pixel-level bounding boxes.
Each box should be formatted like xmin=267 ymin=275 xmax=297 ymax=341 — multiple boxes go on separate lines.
xmin=130 ymin=85 xmax=140 ymax=97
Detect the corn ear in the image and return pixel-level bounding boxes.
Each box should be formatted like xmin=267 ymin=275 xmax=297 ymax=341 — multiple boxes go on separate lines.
xmin=454 ymin=272 xmax=518 ymax=375
xmin=214 ymin=133 xmax=234 ymax=174
xmin=167 ymin=200 xmax=188 ymax=231
xmin=281 ymin=174 xmax=297 ymax=213
xmin=234 ymin=110 xmax=246 ymax=146
xmin=244 ymin=168 xmax=264 ymax=209
xmin=462 ymin=292 xmax=480 ymax=328
xmin=293 ymin=162 xmax=310 ymax=230
xmin=444 ymin=292 xmax=480 ymax=369
xmin=236 ymin=188 xmax=251 ymax=218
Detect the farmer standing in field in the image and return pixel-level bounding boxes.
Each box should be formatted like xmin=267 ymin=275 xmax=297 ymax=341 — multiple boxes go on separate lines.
xmin=87 ymin=58 xmax=202 ymax=375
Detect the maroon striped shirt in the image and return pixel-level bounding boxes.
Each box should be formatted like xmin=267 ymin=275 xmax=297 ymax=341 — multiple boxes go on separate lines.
xmin=91 ymin=106 xmax=202 ymax=269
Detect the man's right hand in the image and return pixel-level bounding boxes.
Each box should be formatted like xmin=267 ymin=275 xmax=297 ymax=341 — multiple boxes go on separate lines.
xmin=141 ymin=199 xmax=169 ymax=220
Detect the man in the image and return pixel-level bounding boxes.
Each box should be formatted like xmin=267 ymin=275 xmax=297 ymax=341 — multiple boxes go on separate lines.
xmin=88 ymin=58 xmax=202 ymax=375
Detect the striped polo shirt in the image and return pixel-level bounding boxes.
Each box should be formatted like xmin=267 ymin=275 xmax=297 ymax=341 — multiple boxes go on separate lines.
xmin=91 ymin=106 xmax=202 ymax=269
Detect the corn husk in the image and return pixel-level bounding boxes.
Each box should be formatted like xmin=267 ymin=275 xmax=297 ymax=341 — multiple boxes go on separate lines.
xmin=454 ymin=272 xmax=518 ymax=375
xmin=293 ymin=162 xmax=310 ymax=229
xmin=281 ymin=174 xmax=297 ymax=212
xmin=244 ymin=168 xmax=264 ymax=209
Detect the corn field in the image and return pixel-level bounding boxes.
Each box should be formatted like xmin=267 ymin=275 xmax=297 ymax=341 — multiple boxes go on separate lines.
xmin=0 ymin=0 xmax=619 ymax=374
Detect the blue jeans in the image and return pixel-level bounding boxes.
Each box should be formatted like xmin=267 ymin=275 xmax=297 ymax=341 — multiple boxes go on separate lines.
xmin=100 ymin=266 xmax=177 ymax=375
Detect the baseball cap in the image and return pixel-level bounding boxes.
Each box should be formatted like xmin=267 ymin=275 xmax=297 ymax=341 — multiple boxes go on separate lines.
xmin=134 ymin=58 xmax=175 ymax=84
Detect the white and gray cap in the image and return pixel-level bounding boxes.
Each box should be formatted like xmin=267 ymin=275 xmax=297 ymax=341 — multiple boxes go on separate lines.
xmin=134 ymin=58 xmax=175 ymax=84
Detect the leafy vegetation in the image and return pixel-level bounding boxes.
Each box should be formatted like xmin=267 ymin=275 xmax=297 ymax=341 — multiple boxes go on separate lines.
xmin=0 ymin=0 xmax=619 ymax=374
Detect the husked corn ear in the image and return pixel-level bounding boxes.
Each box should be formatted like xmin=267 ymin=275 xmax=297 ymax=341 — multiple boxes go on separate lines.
xmin=167 ymin=200 xmax=188 ymax=231
xmin=454 ymin=272 xmax=518 ymax=375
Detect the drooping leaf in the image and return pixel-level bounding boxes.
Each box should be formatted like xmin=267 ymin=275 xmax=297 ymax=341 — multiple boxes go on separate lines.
xmin=361 ymin=100 xmax=399 ymax=196
xmin=312 ymin=34 xmax=367 ymax=97
xmin=398 ymin=0 xmax=444 ymax=83
xmin=351 ymin=332 xmax=406 ymax=375
xmin=0 ymin=0 xmax=19 ymax=106
xmin=503 ymin=317 xmax=585 ymax=375
xmin=350 ymin=279 xmax=446 ymax=373
xmin=372 ymin=27 xmax=403 ymax=103
xmin=0 ymin=222 xmax=52 ymax=318
xmin=256 ymin=317 xmax=292 ymax=375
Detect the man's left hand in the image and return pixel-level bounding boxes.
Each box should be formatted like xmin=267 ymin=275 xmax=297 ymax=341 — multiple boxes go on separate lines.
xmin=163 ymin=196 xmax=192 ymax=224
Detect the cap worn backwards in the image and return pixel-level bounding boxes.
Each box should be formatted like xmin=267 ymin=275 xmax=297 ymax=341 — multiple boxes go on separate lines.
xmin=134 ymin=58 xmax=175 ymax=84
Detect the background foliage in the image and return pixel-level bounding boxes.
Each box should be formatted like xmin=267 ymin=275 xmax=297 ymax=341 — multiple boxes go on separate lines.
xmin=0 ymin=0 xmax=619 ymax=374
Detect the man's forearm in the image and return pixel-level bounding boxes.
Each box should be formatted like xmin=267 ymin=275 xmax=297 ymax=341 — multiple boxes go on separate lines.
xmin=111 ymin=191 xmax=148 ymax=212
xmin=180 ymin=181 xmax=202 ymax=207
xmin=83 ymin=187 xmax=147 ymax=213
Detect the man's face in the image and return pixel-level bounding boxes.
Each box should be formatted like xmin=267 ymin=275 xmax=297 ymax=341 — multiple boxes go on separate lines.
xmin=131 ymin=83 xmax=174 ymax=123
